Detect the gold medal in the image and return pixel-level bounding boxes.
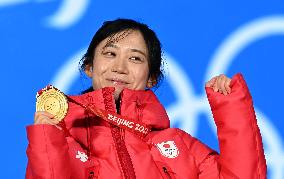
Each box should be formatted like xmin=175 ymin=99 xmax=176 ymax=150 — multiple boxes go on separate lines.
xmin=36 ymin=85 xmax=68 ymax=122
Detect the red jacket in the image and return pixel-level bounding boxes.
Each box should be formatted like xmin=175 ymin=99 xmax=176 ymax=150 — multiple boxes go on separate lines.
xmin=26 ymin=74 xmax=267 ymax=179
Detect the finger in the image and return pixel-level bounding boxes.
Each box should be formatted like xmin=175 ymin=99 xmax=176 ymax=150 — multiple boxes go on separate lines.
xmin=34 ymin=113 xmax=47 ymax=124
xmin=34 ymin=111 xmax=55 ymax=121
xmin=225 ymin=78 xmax=232 ymax=94
xmin=34 ymin=116 xmax=62 ymax=130
xmin=34 ymin=111 xmax=56 ymax=124
xmin=213 ymin=76 xmax=220 ymax=92
xmin=34 ymin=116 xmax=47 ymax=124
xmin=205 ymin=77 xmax=217 ymax=87
xmin=34 ymin=115 xmax=58 ymax=125
xmin=34 ymin=116 xmax=49 ymax=125
xmin=45 ymin=112 xmax=55 ymax=118
xmin=219 ymin=75 xmax=228 ymax=95
xmin=37 ymin=111 xmax=55 ymax=118
xmin=55 ymin=124 xmax=62 ymax=130
xmin=215 ymin=75 xmax=223 ymax=93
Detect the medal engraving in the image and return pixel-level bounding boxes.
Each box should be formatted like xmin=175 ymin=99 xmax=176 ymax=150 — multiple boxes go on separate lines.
xmin=36 ymin=86 xmax=68 ymax=122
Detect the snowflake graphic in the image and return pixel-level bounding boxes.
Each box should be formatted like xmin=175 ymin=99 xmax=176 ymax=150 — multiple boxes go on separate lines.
xmin=76 ymin=151 xmax=88 ymax=162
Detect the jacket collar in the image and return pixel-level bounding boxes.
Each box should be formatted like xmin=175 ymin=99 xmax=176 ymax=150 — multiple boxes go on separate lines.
xmin=68 ymin=87 xmax=170 ymax=130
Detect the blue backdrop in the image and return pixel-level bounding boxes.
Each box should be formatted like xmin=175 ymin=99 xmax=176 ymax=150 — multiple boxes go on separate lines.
xmin=0 ymin=0 xmax=283 ymax=178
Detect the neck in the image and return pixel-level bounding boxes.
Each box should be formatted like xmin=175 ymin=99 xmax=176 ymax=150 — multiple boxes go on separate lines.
xmin=115 ymin=95 xmax=121 ymax=114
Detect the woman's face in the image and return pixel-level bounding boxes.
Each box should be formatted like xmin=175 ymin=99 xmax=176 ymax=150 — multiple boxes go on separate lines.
xmin=86 ymin=30 xmax=150 ymax=99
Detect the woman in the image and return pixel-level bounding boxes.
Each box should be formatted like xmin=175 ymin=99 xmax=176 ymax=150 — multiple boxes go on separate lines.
xmin=26 ymin=19 xmax=267 ymax=178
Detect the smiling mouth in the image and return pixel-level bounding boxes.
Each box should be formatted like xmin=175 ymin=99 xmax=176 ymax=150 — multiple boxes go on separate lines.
xmin=107 ymin=78 xmax=129 ymax=86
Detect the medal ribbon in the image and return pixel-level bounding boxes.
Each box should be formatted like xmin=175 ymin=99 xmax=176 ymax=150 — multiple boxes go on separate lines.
xmin=66 ymin=96 xmax=150 ymax=138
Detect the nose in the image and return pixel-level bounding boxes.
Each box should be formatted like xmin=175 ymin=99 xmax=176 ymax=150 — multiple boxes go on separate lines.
xmin=111 ymin=55 xmax=128 ymax=74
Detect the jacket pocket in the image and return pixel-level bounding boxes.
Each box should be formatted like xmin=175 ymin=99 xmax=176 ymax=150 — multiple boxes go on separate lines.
xmin=85 ymin=165 xmax=100 ymax=179
xmin=155 ymin=161 xmax=176 ymax=179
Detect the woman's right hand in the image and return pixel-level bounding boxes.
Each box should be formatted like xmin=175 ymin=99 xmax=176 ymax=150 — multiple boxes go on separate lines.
xmin=34 ymin=111 xmax=62 ymax=129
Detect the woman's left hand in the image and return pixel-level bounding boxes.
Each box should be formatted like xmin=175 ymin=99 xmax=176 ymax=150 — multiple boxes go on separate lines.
xmin=206 ymin=74 xmax=232 ymax=95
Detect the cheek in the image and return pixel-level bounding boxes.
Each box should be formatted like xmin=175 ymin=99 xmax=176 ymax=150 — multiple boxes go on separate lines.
xmin=133 ymin=66 xmax=149 ymax=88
xmin=91 ymin=58 xmax=109 ymax=89
xmin=92 ymin=56 xmax=109 ymax=76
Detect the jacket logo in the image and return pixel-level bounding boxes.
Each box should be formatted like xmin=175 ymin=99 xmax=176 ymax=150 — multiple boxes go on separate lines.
xmin=76 ymin=151 xmax=88 ymax=162
xmin=156 ymin=141 xmax=179 ymax=159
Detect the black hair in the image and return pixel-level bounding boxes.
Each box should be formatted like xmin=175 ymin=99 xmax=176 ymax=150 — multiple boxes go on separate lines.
xmin=80 ymin=18 xmax=164 ymax=93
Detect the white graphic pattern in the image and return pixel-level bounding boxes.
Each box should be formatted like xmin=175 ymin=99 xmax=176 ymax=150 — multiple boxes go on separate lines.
xmin=76 ymin=151 xmax=88 ymax=162
xmin=156 ymin=141 xmax=179 ymax=159
xmin=44 ymin=0 xmax=89 ymax=29
xmin=0 ymin=0 xmax=89 ymax=29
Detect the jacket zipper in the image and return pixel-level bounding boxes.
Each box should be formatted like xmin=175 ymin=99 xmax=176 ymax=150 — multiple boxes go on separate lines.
xmin=103 ymin=88 xmax=136 ymax=179
xmin=117 ymin=94 xmax=125 ymax=140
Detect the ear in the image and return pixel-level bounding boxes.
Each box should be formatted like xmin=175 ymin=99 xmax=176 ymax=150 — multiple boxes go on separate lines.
xmin=85 ymin=65 xmax=93 ymax=78
xmin=146 ymin=76 xmax=157 ymax=88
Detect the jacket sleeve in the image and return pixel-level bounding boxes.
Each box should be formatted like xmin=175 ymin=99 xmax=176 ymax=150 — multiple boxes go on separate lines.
xmin=26 ymin=124 xmax=71 ymax=179
xmin=202 ymin=73 xmax=267 ymax=178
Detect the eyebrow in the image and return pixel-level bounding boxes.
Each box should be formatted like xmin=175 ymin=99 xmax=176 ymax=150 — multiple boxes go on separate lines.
xmin=103 ymin=43 xmax=147 ymax=58
xmin=130 ymin=48 xmax=147 ymax=58
xmin=103 ymin=43 xmax=118 ymax=49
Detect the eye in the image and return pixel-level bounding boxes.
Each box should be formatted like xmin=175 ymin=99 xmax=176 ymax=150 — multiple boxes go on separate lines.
xmin=129 ymin=56 xmax=143 ymax=63
xmin=102 ymin=51 xmax=116 ymax=57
